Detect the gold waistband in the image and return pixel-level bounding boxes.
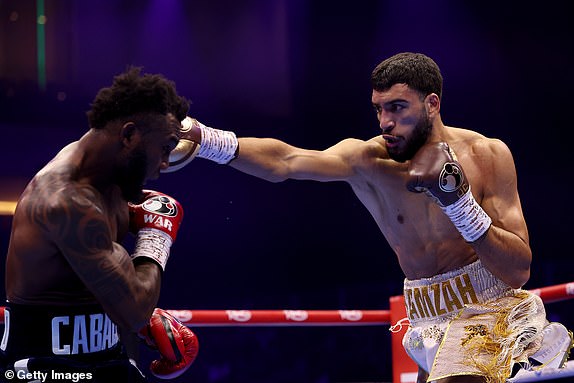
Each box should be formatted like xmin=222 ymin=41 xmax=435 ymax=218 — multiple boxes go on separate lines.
xmin=403 ymin=260 xmax=514 ymax=325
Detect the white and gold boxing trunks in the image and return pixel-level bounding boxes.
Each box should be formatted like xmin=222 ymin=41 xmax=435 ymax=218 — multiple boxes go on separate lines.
xmin=402 ymin=259 xmax=547 ymax=383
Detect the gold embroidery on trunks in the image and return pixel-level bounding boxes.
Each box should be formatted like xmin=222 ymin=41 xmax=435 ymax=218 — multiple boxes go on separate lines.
xmin=422 ymin=325 xmax=445 ymax=343
xmin=461 ymin=324 xmax=489 ymax=346
xmin=405 ymin=272 xmax=479 ymax=320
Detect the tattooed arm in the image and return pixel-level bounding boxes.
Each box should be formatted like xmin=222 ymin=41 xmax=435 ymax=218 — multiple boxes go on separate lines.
xmin=39 ymin=184 xmax=161 ymax=332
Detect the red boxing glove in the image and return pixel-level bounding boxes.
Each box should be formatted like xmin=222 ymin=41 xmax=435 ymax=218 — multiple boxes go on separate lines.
xmin=129 ymin=190 xmax=184 ymax=240
xmin=139 ymin=308 xmax=199 ymax=379
xmin=129 ymin=190 xmax=184 ymax=270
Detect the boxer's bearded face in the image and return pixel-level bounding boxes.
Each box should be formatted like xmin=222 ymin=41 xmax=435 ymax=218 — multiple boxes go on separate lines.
xmin=388 ymin=109 xmax=432 ymax=163
xmin=118 ymin=146 xmax=148 ymax=202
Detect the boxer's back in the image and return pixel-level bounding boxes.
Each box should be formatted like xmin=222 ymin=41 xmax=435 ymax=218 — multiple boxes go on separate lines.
xmin=5 ymin=142 xmax=126 ymax=306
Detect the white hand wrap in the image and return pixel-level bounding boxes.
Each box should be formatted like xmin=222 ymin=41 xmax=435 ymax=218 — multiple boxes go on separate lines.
xmin=196 ymin=123 xmax=239 ymax=164
xmin=132 ymin=228 xmax=173 ymax=270
xmin=441 ymin=187 xmax=492 ymax=242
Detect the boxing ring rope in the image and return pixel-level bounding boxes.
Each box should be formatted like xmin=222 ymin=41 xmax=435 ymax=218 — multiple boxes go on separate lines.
xmin=0 ymin=281 xmax=572 ymax=382
xmin=149 ymin=309 xmax=390 ymax=327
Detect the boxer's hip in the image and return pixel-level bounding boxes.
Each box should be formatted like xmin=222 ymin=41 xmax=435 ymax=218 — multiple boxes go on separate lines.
xmin=1 ymin=302 xmax=122 ymax=362
xmin=403 ymin=259 xmax=515 ymax=326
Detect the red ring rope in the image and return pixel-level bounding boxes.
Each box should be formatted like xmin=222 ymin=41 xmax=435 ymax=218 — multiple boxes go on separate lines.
xmin=0 ymin=281 xmax=571 ymax=326
xmin=166 ymin=309 xmax=390 ymax=327
xmin=529 ymin=281 xmax=574 ymax=303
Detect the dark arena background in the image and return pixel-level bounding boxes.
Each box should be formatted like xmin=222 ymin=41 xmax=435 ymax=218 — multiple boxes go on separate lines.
xmin=1 ymin=1 xmax=573 ymax=382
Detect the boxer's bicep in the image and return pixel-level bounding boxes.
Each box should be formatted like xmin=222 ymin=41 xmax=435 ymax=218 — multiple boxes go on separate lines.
xmin=47 ymin=192 xmax=130 ymax=295
xmin=36 ymin=187 xmax=157 ymax=329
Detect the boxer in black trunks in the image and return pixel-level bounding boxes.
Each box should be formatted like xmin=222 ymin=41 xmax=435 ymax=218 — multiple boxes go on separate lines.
xmin=1 ymin=67 xmax=197 ymax=382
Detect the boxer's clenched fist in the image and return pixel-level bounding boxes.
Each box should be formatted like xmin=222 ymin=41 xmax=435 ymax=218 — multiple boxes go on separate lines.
xmin=129 ymin=190 xmax=184 ymax=270
xmin=139 ymin=308 xmax=199 ymax=379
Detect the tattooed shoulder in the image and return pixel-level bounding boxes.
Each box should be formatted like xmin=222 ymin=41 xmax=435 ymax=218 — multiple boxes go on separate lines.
xmin=25 ymin=179 xmax=111 ymax=252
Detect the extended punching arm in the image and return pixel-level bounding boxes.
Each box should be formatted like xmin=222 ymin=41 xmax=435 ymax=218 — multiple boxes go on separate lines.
xmin=162 ymin=116 xmax=238 ymax=173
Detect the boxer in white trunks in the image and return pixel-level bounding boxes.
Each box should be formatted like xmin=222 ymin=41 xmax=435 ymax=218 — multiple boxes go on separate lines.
xmin=169 ymin=52 xmax=572 ymax=382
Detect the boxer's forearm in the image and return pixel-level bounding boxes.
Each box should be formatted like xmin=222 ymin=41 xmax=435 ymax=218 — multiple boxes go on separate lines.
xmin=471 ymin=225 xmax=532 ymax=289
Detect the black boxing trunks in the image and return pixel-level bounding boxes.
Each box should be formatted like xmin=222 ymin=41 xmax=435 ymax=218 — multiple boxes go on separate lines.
xmin=0 ymin=302 xmax=146 ymax=382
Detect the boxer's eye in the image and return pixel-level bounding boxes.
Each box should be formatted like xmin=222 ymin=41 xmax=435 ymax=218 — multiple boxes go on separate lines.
xmin=387 ymin=103 xmax=405 ymax=113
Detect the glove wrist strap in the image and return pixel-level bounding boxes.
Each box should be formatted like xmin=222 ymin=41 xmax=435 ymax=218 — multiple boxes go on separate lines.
xmin=196 ymin=123 xmax=239 ymax=164
xmin=132 ymin=228 xmax=172 ymax=270
xmin=441 ymin=187 xmax=492 ymax=242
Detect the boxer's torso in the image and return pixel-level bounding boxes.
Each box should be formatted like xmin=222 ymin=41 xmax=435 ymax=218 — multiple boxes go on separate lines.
xmin=348 ymin=127 xmax=491 ymax=279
